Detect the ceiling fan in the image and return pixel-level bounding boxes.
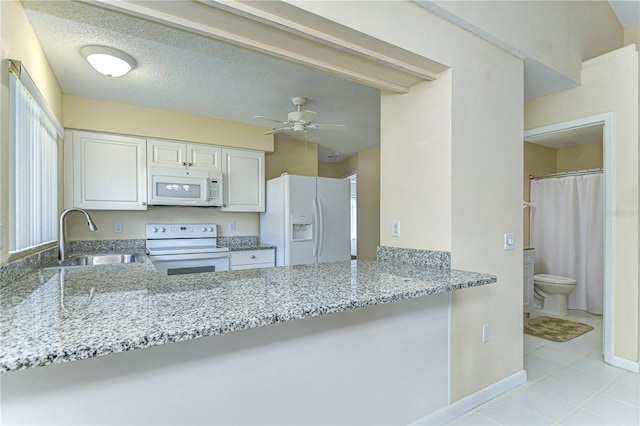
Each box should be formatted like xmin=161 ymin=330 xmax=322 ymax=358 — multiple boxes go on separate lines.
xmin=255 ymin=97 xmax=346 ymax=137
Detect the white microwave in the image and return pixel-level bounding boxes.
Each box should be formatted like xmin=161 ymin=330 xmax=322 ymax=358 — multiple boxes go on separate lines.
xmin=148 ymin=167 xmax=223 ymax=207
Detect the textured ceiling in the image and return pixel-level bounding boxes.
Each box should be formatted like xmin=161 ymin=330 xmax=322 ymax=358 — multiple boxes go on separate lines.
xmin=22 ymin=0 xmax=380 ymax=162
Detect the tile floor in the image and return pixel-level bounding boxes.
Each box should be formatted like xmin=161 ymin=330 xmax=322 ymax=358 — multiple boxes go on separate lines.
xmin=450 ymin=310 xmax=640 ymax=425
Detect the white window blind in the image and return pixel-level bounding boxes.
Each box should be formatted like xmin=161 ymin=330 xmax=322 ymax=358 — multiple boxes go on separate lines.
xmin=9 ymin=70 xmax=59 ymax=254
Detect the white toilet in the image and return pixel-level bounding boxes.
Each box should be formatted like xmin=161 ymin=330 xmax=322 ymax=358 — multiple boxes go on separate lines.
xmin=533 ymin=274 xmax=577 ymax=316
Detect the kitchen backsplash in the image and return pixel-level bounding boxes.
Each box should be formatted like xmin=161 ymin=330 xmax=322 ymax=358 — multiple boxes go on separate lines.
xmin=0 ymin=246 xmax=57 ymax=288
xmin=377 ymin=246 xmax=451 ymax=269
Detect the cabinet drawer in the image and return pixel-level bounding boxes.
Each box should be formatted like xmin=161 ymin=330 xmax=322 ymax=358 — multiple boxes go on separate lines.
xmin=230 ymin=262 xmax=274 ymax=271
xmin=230 ymin=249 xmax=275 ymax=267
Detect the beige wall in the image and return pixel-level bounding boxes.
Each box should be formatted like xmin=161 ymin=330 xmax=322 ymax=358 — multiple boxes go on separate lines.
xmin=556 ymin=141 xmax=603 ymax=172
xmin=625 ymin=24 xmax=640 ymax=47
xmin=432 ymin=1 xmax=622 ymax=84
xmin=265 ymin=137 xmax=317 ymax=180
xmin=381 ymin=75 xmax=452 ymax=252
xmin=65 ymin=209 xmax=258 ymax=241
xmin=355 ymin=145 xmax=380 ymax=259
xmin=318 ymin=147 xmax=381 ymax=260
xmin=292 ymin=1 xmax=524 ymax=402
xmin=523 ymin=143 xmax=557 ymax=248
xmin=525 ymin=45 xmax=639 ymax=363
xmin=317 ymin=161 xmax=342 ymax=178
xmin=0 ymin=0 xmax=63 ymax=263
xmin=64 ymin=95 xmax=274 ymax=152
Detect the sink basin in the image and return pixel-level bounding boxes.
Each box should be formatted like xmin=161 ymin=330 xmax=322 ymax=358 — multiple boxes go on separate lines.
xmin=45 ymin=254 xmax=138 ymax=268
xmin=65 ymin=254 xmax=138 ymax=266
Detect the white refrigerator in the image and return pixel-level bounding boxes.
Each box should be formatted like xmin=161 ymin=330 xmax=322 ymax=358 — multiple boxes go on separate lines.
xmin=260 ymin=174 xmax=350 ymax=266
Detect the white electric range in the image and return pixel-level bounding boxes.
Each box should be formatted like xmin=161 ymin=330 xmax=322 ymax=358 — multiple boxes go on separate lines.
xmin=145 ymin=223 xmax=230 ymax=276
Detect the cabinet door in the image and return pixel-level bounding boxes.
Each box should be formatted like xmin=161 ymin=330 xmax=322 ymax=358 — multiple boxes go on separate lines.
xmin=221 ymin=148 xmax=265 ymax=212
xmin=148 ymin=139 xmax=186 ymax=169
xmin=73 ymin=131 xmax=147 ymax=210
xmin=188 ymin=144 xmax=221 ymax=171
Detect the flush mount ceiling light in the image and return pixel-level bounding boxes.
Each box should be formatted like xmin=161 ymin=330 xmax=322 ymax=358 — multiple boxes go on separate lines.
xmin=81 ymin=45 xmax=136 ymax=77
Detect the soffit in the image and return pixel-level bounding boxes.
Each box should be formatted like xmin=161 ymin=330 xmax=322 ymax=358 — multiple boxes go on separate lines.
xmin=93 ymin=0 xmax=447 ymax=93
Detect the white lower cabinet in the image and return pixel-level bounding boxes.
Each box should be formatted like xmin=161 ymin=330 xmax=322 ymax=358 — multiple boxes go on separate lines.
xmin=230 ymin=249 xmax=275 ymax=271
xmin=67 ymin=130 xmax=147 ymax=210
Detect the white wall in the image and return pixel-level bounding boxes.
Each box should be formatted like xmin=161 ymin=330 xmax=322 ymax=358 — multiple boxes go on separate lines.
xmin=525 ymin=45 xmax=639 ymax=363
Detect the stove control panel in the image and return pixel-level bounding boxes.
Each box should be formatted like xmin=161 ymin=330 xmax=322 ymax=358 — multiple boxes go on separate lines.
xmin=146 ymin=223 xmax=218 ymax=239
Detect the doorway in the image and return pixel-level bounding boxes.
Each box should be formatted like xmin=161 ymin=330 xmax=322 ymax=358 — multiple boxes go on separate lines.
xmin=524 ymin=113 xmax=617 ymax=369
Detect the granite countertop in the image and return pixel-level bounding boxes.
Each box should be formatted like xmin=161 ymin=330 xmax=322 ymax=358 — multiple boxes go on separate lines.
xmin=0 ymin=258 xmax=496 ymax=373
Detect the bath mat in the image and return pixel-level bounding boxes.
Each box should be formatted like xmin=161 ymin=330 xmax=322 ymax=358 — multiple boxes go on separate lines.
xmin=524 ymin=316 xmax=594 ymax=342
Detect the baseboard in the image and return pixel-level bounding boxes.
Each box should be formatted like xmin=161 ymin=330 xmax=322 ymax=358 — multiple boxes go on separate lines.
xmin=609 ymin=354 xmax=640 ymax=373
xmin=411 ymin=370 xmax=527 ymax=425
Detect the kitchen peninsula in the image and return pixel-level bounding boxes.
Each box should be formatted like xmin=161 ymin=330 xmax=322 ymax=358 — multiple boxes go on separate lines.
xmin=1 ymin=247 xmax=496 ymax=425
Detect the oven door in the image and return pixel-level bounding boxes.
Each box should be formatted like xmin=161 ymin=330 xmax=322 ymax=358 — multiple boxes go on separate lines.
xmin=149 ymin=252 xmax=230 ymax=275
xmin=148 ymin=168 xmax=211 ymax=206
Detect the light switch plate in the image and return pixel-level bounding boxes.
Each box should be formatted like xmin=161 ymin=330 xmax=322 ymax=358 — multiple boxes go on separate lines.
xmin=229 ymin=220 xmax=236 ymax=231
xmin=392 ymin=220 xmax=400 ymax=237
xmin=504 ymin=233 xmax=515 ymax=250
xmin=114 ymin=222 xmax=123 ymax=233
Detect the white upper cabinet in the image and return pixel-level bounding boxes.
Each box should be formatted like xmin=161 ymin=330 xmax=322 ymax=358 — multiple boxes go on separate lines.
xmin=68 ymin=130 xmax=147 ymax=210
xmin=148 ymin=139 xmax=221 ymax=172
xmin=221 ymin=148 xmax=265 ymax=212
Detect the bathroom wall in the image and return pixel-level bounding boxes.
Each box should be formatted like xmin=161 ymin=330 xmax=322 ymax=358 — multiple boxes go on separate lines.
xmin=556 ymin=141 xmax=603 ymax=172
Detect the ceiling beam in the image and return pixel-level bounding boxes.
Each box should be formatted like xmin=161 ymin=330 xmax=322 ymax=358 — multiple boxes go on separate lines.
xmin=90 ymin=0 xmax=446 ymax=93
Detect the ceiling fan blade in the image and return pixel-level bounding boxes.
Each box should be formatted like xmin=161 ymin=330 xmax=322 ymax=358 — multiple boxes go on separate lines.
xmin=298 ymin=110 xmax=317 ymax=123
xmin=311 ymin=123 xmax=346 ymax=131
xmin=255 ymin=115 xmax=286 ymax=124
xmin=262 ymin=127 xmax=291 ymax=135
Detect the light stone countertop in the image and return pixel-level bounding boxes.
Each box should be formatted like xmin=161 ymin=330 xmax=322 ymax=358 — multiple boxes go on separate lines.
xmin=0 ymin=258 xmax=496 ymax=373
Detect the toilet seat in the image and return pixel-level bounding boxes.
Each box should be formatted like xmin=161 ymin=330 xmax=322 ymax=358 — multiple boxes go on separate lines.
xmin=534 ymin=274 xmax=576 ymax=285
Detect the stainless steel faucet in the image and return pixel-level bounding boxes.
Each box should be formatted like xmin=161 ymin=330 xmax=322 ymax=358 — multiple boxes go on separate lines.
xmin=58 ymin=208 xmax=98 ymax=262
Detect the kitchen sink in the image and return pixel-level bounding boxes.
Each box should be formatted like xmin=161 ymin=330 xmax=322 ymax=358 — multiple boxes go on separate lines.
xmin=45 ymin=254 xmax=139 ymax=268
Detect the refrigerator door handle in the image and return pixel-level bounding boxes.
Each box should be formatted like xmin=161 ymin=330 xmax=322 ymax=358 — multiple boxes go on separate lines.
xmin=317 ymin=198 xmax=324 ymax=257
xmin=312 ymin=198 xmax=319 ymax=257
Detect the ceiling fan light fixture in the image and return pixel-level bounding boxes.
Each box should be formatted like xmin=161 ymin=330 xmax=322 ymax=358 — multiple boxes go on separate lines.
xmin=293 ymin=123 xmax=305 ymax=132
xmin=81 ymin=45 xmax=136 ymax=77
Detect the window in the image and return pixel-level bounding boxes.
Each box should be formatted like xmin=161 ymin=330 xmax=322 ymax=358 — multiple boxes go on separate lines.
xmin=8 ymin=66 xmax=59 ymax=254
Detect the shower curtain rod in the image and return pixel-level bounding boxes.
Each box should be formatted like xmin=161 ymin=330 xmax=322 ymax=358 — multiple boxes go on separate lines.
xmin=529 ymin=168 xmax=603 ymax=180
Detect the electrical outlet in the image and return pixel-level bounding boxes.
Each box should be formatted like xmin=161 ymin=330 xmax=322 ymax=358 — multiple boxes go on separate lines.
xmin=482 ymin=323 xmax=491 ymax=342
xmin=504 ymin=233 xmax=515 ymax=250
xmin=114 ymin=222 xmax=123 ymax=233
xmin=229 ymin=220 xmax=236 ymax=231
xmin=392 ymin=220 xmax=400 ymax=237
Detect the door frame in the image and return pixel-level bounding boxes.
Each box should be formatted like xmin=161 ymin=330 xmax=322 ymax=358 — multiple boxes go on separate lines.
xmin=524 ymin=112 xmax=621 ymax=369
